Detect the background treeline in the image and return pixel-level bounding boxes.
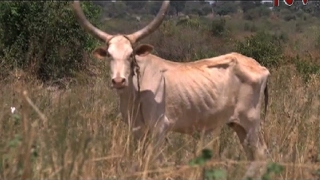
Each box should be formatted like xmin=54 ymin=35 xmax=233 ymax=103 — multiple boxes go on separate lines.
xmin=0 ymin=1 xmax=319 ymax=82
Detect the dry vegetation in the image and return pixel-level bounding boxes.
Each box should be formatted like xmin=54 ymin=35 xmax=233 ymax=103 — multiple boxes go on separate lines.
xmin=0 ymin=4 xmax=320 ymax=180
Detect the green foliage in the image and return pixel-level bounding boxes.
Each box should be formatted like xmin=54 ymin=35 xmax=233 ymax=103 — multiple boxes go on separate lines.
xmin=294 ymin=55 xmax=320 ymax=82
xmin=170 ymin=1 xmax=186 ymax=15
xmin=235 ymin=31 xmax=284 ymax=67
xmin=211 ymin=18 xmax=226 ymax=37
xmin=243 ymin=6 xmax=271 ymax=20
xmin=213 ymin=1 xmax=238 ymax=16
xmin=189 ymin=149 xmax=212 ymax=166
xmin=277 ymin=31 xmax=289 ymax=43
xmin=152 ymin=18 xmax=218 ymax=61
xmin=176 ymin=17 xmax=202 ymax=29
xmin=183 ymin=2 xmax=212 ymax=16
xmin=240 ymin=1 xmax=262 ymax=13
xmin=188 ymin=149 xmax=226 ymax=180
xmin=244 ymin=22 xmax=258 ymax=32
xmin=147 ymin=1 xmax=164 ymax=16
xmin=315 ymin=34 xmax=320 ymax=48
xmin=103 ymin=2 xmax=127 ymax=18
xmin=284 ymin=13 xmax=297 ymax=21
xmin=261 ymin=162 xmax=284 ymax=180
xmin=205 ymin=169 xmax=226 ymax=180
xmin=123 ymin=1 xmax=146 ymax=11
xmin=0 ymin=2 xmax=101 ymax=81
xmin=7 ymin=134 xmax=22 ymax=149
xmin=243 ymin=163 xmax=283 ymax=180
xmin=213 ymin=2 xmax=238 ymax=16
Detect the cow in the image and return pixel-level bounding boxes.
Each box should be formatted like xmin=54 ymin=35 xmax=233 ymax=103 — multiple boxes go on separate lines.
xmin=72 ymin=0 xmax=270 ymax=178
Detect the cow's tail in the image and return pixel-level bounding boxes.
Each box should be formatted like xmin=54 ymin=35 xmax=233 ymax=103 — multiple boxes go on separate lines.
xmin=264 ymin=83 xmax=268 ymax=121
xmin=259 ymin=82 xmax=269 ymax=152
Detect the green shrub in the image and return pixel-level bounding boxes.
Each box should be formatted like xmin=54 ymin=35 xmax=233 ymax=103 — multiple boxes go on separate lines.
xmin=213 ymin=1 xmax=238 ymax=16
xmin=243 ymin=6 xmax=271 ymax=20
xmin=315 ymin=34 xmax=320 ymax=48
xmin=176 ymin=18 xmax=201 ymax=29
xmin=235 ymin=31 xmax=284 ymax=67
xmin=294 ymin=55 xmax=320 ymax=82
xmin=277 ymin=31 xmax=289 ymax=43
xmin=243 ymin=22 xmax=257 ymax=32
xmin=0 ymin=2 xmax=101 ymax=81
xmin=280 ymin=9 xmax=297 ymax=21
xmin=211 ymin=18 xmax=226 ymax=37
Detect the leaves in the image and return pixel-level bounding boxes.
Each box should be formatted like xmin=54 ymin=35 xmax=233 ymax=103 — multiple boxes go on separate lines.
xmin=261 ymin=162 xmax=284 ymax=180
xmin=205 ymin=169 xmax=226 ymax=180
xmin=0 ymin=2 xmax=102 ymax=80
xmin=189 ymin=148 xmax=212 ymax=166
xmin=236 ymin=31 xmax=284 ymax=68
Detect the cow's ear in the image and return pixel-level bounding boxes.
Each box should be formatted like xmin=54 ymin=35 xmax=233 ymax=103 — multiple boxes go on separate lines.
xmin=92 ymin=47 xmax=109 ymax=60
xmin=134 ymin=44 xmax=154 ymax=57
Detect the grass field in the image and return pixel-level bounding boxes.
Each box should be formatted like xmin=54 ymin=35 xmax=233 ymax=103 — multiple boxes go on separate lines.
xmin=0 ymin=63 xmax=319 ymax=180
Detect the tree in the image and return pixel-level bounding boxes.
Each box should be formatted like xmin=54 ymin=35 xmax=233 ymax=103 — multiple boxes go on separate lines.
xmin=171 ymin=1 xmax=186 ymax=15
xmin=123 ymin=1 xmax=147 ymax=12
xmin=0 ymin=2 xmax=102 ymax=81
xmin=183 ymin=1 xmax=212 ymax=16
xmin=212 ymin=1 xmax=238 ymax=16
xmin=147 ymin=1 xmax=163 ymax=16
xmin=102 ymin=1 xmax=127 ymax=18
xmin=240 ymin=1 xmax=262 ymax=13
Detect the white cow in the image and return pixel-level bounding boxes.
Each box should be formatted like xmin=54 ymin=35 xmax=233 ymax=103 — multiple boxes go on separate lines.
xmin=72 ymin=0 xmax=270 ymax=177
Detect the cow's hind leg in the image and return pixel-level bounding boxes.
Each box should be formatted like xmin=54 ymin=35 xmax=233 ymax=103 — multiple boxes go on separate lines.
xmin=228 ymin=121 xmax=267 ymax=179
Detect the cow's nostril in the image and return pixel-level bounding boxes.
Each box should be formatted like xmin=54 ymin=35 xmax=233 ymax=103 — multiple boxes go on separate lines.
xmin=112 ymin=77 xmax=126 ymax=85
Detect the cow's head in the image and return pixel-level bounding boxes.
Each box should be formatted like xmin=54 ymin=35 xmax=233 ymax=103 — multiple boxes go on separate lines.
xmin=72 ymin=1 xmax=169 ymax=90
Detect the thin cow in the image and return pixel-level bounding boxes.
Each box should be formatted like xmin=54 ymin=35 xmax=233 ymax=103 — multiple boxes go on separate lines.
xmin=72 ymin=0 xmax=270 ymax=176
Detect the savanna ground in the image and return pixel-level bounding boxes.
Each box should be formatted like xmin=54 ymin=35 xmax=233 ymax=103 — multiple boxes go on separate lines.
xmin=0 ymin=2 xmax=320 ymax=180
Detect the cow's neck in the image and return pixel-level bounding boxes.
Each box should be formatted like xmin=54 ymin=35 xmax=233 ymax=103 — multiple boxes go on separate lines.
xmin=117 ymin=72 xmax=141 ymax=127
xmin=117 ymin=57 xmax=161 ymax=127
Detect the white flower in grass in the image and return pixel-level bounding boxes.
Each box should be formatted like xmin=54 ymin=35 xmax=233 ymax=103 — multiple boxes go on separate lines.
xmin=11 ymin=107 xmax=16 ymax=114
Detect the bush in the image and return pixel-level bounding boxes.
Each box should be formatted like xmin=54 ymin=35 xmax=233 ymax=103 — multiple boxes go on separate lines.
xmin=213 ymin=1 xmax=238 ymax=16
xmin=243 ymin=22 xmax=257 ymax=32
xmin=147 ymin=19 xmax=218 ymax=62
xmin=243 ymin=6 xmax=271 ymax=20
xmin=235 ymin=31 xmax=284 ymax=67
xmin=176 ymin=18 xmax=201 ymax=29
xmin=294 ymin=55 xmax=320 ymax=82
xmin=280 ymin=9 xmax=297 ymax=21
xmin=211 ymin=18 xmax=226 ymax=37
xmin=0 ymin=2 xmax=101 ymax=81
xmin=315 ymin=34 xmax=320 ymax=48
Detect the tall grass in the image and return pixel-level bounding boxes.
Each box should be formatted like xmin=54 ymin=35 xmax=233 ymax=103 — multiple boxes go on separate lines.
xmin=0 ymin=63 xmax=319 ymax=179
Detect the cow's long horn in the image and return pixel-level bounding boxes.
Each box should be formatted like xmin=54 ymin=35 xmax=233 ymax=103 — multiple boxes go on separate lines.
xmin=72 ymin=1 xmax=113 ymax=42
xmin=126 ymin=0 xmax=170 ymax=43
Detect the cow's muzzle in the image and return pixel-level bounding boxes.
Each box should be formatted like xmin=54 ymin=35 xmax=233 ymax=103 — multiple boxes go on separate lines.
xmin=111 ymin=77 xmax=126 ymax=89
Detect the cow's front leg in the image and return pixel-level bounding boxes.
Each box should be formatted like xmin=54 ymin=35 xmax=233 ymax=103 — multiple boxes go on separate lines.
xmin=130 ymin=117 xmax=167 ymax=163
xmin=138 ymin=73 xmax=167 ymax=165
xmin=148 ymin=116 xmax=169 ymax=163
xmin=128 ymin=123 xmax=150 ymax=156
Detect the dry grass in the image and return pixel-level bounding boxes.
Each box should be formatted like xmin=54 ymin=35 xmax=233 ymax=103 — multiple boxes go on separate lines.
xmin=0 ymin=63 xmax=319 ymax=180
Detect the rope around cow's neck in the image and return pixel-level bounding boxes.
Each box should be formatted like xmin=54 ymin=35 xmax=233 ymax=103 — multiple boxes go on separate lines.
xmin=131 ymin=55 xmax=141 ymax=93
xmin=131 ymin=55 xmax=146 ymax=126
